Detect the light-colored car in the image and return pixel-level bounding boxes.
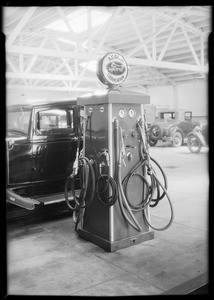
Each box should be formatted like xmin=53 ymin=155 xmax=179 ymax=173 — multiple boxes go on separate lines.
xmin=148 ymin=110 xmax=200 ymax=147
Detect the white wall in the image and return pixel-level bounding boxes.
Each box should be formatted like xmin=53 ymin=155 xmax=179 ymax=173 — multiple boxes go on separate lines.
xmin=6 ymin=79 xmax=208 ymax=119
xmin=176 ymin=80 xmax=208 ymax=117
xmin=147 ymin=79 xmax=208 ymax=118
xmin=147 ymin=85 xmax=174 ymax=110
xmin=6 ymin=89 xmax=78 ymax=106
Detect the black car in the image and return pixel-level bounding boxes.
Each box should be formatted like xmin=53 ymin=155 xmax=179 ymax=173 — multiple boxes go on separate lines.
xmin=6 ymin=100 xmax=82 ymax=210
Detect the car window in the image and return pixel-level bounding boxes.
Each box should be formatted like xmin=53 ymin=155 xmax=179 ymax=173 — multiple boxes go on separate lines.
xmin=7 ymin=107 xmax=31 ymax=134
xmin=185 ymin=112 xmax=192 ymax=121
xmin=160 ymin=113 xmax=175 ymax=121
xmin=36 ymin=108 xmax=74 ymax=135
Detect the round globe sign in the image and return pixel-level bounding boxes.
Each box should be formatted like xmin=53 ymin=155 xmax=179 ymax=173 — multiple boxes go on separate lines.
xmin=96 ymin=53 xmax=128 ymax=87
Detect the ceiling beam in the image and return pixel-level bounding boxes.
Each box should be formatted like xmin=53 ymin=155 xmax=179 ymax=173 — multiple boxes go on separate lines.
xmin=7 ymin=45 xmax=208 ymax=73
xmin=7 ymin=84 xmax=98 ymax=92
xmin=55 ymin=7 xmax=83 ymax=51
xmin=95 ymin=6 xmax=122 ymax=53
xmin=135 ymin=7 xmax=208 ymax=39
xmin=6 ymin=55 xmax=18 ymax=73
xmin=6 ymin=7 xmax=37 ymax=46
xmin=127 ymin=7 xmax=192 ymax=57
xmin=7 ymin=45 xmax=98 ymax=60
xmin=127 ymin=57 xmax=208 ymax=73
xmin=125 ymin=7 xmax=152 ymax=60
xmin=180 ymin=24 xmax=201 ymax=66
xmin=25 ymin=36 xmax=47 ymax=73
xmin=157 ymin=22 xmax=178 ymax=62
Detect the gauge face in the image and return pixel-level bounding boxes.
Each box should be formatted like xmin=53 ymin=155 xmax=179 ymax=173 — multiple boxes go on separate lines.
xmin=118 ymin=108 xmax=126 ymax=119
xmin=128 ymin=108 xmax=136 ymax=118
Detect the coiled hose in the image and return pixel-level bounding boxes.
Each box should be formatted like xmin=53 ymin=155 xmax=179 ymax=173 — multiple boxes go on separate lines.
xmin=137 ymin=120 xmax=174 ymax=231
xmin=95 ymin=174 xmax=118 ymax=206
xmin=64 ymin=156 xmax=95 ymax=230
xmin=114 ymin=118 xmax=174 ymax=232
xmin=114 ymin=118 xmax=143 ymax=232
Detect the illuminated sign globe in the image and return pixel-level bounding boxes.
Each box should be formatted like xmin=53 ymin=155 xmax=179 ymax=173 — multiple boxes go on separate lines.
xmin=96 ymin=53 xmax=128 ymax=87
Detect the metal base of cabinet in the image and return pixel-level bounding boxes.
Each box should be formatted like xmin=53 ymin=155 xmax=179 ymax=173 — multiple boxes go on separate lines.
xmin=78 ymin=228 xmax=154 ymax=252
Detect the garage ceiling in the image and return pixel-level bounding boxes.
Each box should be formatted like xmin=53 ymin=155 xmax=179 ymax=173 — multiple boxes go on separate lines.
xmin=3 ymin=6 xmax=211 ymax=96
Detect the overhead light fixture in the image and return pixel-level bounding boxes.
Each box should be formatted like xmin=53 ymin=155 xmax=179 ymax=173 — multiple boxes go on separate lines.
xmin=45 ymin=7 xmax=111 ymax=33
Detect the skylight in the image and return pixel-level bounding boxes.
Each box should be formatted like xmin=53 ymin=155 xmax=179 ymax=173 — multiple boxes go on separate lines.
xmin=80 ymin=61 xmax=97 ymax=72
xmin=45 ymin=7 xmax=111 ymax=33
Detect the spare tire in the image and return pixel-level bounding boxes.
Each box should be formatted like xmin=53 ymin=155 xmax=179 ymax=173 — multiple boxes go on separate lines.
xmin=149 ymin=124 xmax=162 ymax=140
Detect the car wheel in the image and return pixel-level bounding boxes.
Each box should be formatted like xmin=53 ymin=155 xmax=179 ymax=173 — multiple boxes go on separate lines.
xmin=149 ymin=124 xmax=162 ymax=140
xmin=187 ymin=134 xmax=202 ymax=153
xmin=149 ymin=138 xmax=158 ymax=147
xmin=172 ymin=131 xmax=182 ymax=147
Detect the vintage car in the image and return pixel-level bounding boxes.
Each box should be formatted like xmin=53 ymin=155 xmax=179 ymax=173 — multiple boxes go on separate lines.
xmin=6 ymin=100 xmax=82 ymax=210
xmin=187 ymin=122 xmax=208 ymax=153
xmin=148 ymin=110 xmax=200 ymax=147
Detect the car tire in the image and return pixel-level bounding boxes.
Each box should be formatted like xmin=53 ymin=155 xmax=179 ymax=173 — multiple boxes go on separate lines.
xmin=149 ymin=124 xmax=162 ymax=140
xmin=172 ymin=131 xmax=182 ymax=147
xmin=149 ymin=138 xmax=158 ymax=147
xmin=187 ymin=133 xmax=202 ymax=153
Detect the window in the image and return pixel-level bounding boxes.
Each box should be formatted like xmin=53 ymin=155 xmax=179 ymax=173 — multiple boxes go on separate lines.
xmin=160 ymin=113 xmax=175 ymax=121
xmin=185 ymin=112 xmax=192 ymax=121
xmin=7 ymin=107 xmax=31 ymax=134
xmin=37 ymin=108 xmax=74 ymax=135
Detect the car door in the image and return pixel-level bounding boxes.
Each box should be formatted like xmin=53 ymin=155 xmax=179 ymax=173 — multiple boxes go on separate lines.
xmin=6 ymin=106 xmax=33 ymax=186
xmin=31 ymin=104 xmax=80 ymax=185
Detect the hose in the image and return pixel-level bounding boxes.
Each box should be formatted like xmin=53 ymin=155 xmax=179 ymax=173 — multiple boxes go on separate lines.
xmin=143 ymin=172 xmax=174 ymax=231
xmin=113 ymin=117 xmax=174 ymax=232
xmin=65 ymin=156 xmax=95 ymax=210
xmin=114 ymin=118 xmax=142 ymax=232
xmin=137 ymin=120 xmax=174 ymax=231
xmin=64 ymin=156 xmax=95 ymax=230
xmin=95 ymin=174 xmax=118 ymax=206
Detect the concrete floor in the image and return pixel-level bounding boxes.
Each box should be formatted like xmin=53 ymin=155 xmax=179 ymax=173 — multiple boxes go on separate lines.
xmin=6 ymin=142 xmax=209 ymax=296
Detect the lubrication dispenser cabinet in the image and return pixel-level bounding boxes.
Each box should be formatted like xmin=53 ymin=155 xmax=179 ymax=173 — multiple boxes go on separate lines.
xmin=65 ymin=53 xmax=173 ymax=252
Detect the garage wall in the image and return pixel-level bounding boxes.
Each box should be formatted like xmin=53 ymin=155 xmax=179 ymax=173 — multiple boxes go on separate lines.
xmin=6 ymin=89 xmax=77 ymax=106
xmin=176 ymin=80 xmax=208 ymax=118
xmin=6 ymin=80 xmax=208 ymax=121
xmin=147 ymin=79 xmax=208 ymax=120
xmin=147 ymin=85 xmax=174 ymax=110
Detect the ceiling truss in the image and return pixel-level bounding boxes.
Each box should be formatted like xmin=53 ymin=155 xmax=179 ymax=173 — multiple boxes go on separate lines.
xmin=3 ymin=6 xmax=211 ymax=95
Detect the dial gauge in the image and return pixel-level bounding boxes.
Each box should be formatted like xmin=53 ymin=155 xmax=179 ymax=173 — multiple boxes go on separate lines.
xmin=118 ymin=108 xmax=126 ymax=118
xmin=128 ymin=108 xmax=136 ymax=118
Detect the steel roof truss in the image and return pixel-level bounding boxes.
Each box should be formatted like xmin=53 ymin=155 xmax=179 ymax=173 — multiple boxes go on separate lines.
xmin=95 ymin=7 xmax=122 ymax=53
xmin=6 ymin=7 xmax=37 ymax=46
xmin=55 ymin=7 xmax=83 ymax=52
xmin=157 ymin=22 xmax=178 ymax=62
xmin=127 ymin=6 xmax=192 ymax=57
xmin=6 ymin=55 xmax=18 ymax=73
xmin=125 ymin=7 xmax=152 ymax=60
xmin=180 ymin=24 xmax=201 ymax=66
